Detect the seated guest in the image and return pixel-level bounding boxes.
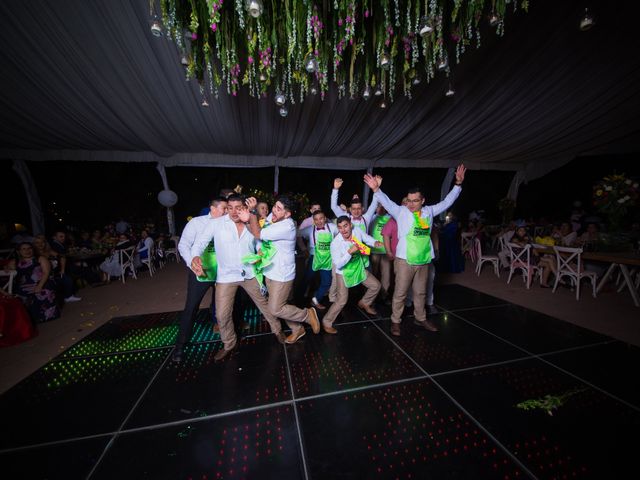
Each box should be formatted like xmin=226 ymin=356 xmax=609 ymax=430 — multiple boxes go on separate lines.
xmin=49 ymin=231 xmax=81 ymax=303
xmin=91 ymin=229 xmax=106 ymax=252
xmin=7 ymin=243 xmax=60 ymax=323
xmin=99 ymin=234 xmax=133 ymax=282
xmin=552 ymin=222 xmax=577 ymax=247
xmin=578 ymin=223 xmax=600 ymax=247
xmin=136 ymin=229 xmax=154 ymax=263
xmin=78 ymin=231 xmax=93 ymax=249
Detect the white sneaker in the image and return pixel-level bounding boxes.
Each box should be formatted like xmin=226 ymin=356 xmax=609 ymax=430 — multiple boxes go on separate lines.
xmin=65 ymin=295 xmax=82 ymax=302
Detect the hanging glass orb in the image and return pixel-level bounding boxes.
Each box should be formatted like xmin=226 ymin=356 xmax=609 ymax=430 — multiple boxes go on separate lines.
xmin=150 ymin=20 xmax=162 ymax=37
xmin=412 ymin=75 xmax=421 ymax=86
xmin=380 ymin=99 xmax=387 ymax=109
xmin=304 ymin=54 xmax=318 ymax=73
xmin=259 ymin=72 xmax=267 ymax=81
xmin=374 ymin=85 xmax=383 ymax=96
xmin=310 ymin=86 xmax=318 ymax=95
xmin=246 ymin=0 xmax=263 ymax=18
xmin=418 ymin=16 xmax=434 ymax=37
xmin=201 ymin=97 xmax=210 ymax=107
xmin=445 ymin=85 xmax=455 ymax=97
xmin=437 ymin=57 xmax=448 ymax=71
xmin=380 ymin=52 xmax=391 ymax=70
xmin=363 ymin=86 xmax=371 ymax=100
xmin=488 ymin=12 xmax=501 ymax=27
xmin=180 ymin=55 xmax=189 ymax=67
xmin=274 ymin=93 xmax=286 ymax=106
xmin=279 ymin=105 xmax=288 ymax=117
xmin=579 ymin=8 xmax=595 ymax=31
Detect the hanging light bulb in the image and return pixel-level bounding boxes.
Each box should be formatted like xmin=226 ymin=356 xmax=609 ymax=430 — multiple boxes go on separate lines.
xmin=437 ymin=56 xmax=448 ymax=71
xmin=412 ymin=75 xmax=421 ymax=86
xmin=150 ymin=20 xmax=162 ymax=37
xmin=374 ymin=85 xmax=383 ymax=96
xmin=304 ymin=54 xmax=318 ymax=73
xmin=418 ymin=16 xmax=434 ymax=37
xmin=488 ymin=11 xmax=501 ymax=27
xmin=180 ymin=55 xmax=189 ymax=67
xmin=259 ymin=72 xmax=267 ymax=82
xmin=363 ymin=86 xmax=371 ymax=100
xmin=201 ymin=97 xmax=210 ymax=107
xmin=310 ymin=86 xmax=318 ymax=95
xmin=380 ymin=52 xmax=391 ymax=70
xmin=274 ymin=93 xmax=286 ymax=106
xmin=579 ymin=8 xmax=595 ymax=31
xmin=445 ymin=83 xmax=455 ymax=97
xmin=279 ymin=105 xmax=288 ymax=117
xmin=246 ymin=0 xmax=263 ymax=19
xmin=380 ymin=99 xmax=387 ymax=109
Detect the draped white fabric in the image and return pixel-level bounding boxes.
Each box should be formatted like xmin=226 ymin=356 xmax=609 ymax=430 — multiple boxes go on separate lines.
xmin=0 ymin=0 xmax=638 ymax=183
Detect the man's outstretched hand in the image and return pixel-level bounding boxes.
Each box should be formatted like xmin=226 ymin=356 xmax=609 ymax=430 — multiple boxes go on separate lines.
xmin=363 ymin=173 xmax=380 ymax=193
xmin=455 ymin=164 xmax=467 ymax=185
xmin=334 ymin=178 xmax=344 ymax=189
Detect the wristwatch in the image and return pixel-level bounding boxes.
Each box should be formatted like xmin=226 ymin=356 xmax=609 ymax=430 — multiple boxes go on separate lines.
xmin=250 ymin=208 xmax=257 ymax=215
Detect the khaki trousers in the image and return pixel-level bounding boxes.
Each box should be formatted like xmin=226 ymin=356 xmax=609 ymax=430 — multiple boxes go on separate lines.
xmin=370 ymin=253 xmax=392 ymax=295
xmin=265 ymin=278 xmax=308 ymax=334
xmin=322 ymin=271 xmax=381 ymax=327
xmin=392 ymin=258 xmax=429 ymax=324
xmin=216 ymin=278 xmax=282 ymax=351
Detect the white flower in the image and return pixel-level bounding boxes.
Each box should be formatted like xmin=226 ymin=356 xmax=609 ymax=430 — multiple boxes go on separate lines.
xmin=617 ymin=198 xmax=625 ymax=203
xmin=624 ymin=195 xmax=631 ymax=200
xmin=625 ymin=179 xmax=632 ymax=185
xmin=605 ymin=186 xmax=613 ymax=191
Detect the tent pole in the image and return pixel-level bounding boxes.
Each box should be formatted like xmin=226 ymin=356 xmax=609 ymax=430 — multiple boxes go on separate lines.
xmin=507 ymin=170 xmax=526 ymax=202
xmin=12 ymin=159 xmax=45 ymax=235
xmin=156 ymin=163 xmax=176 ymax=236
xmin=439 ymin=167 xmax=456 ymax=221
xmin=273 ymin=165 xmax=279 ymax=194
xmin=362 ymin=167 xmax=373 ymax=210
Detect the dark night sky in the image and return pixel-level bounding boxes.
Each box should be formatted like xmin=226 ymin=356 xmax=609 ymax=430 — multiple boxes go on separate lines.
xmin=1 ymin=155 xmax=638 ymax=238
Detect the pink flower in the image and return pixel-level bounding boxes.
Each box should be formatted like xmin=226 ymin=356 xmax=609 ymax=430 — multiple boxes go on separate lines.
xmin=210 ymin=23 xmax=217 ymax=32
xmin=338 ymin=18 xmax=343 ymax=26
xmin=365 ymin=10 xmax=369 ymax=18
xmin=248 ymin=56 xmax=254 ymax=64
xmin=191 ymin=33 xmax=198 ymax=40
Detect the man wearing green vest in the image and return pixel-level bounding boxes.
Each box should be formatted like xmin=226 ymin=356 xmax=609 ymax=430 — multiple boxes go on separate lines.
xmin=364 ymin=165 xmax=466 ymax=336
xmin=330 ymin=177 xmax=379 ymax=235
xmin=322 ymin=216 xmax=383 ymax=333
xmin=369 ymin=205 xmax=392 ymax=302
xmin=297 ymin=210 xmax=338 ymax=309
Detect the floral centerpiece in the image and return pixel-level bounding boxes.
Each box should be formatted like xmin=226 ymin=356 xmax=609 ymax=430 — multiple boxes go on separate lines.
xmin=592 ymin=173 xmax=639 ymax=231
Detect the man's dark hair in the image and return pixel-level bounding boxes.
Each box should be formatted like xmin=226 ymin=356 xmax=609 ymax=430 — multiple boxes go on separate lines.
xmin=226 ymin=193 xmax=245 ymax=204
xmin=219 ymin=188 xmax=234 ymax=198
xmin=336 ymin=215 xmax=351 ymax=225
xmin=407 ymin=187 xmax=424 ymax=198
xmin=312 ymin=209 xmax=325 ymax=218
xmin=276 ymin=195 xmax=295 ymax=213
xmin=349 ymin=198 xmax=363 ymax=207
xmin=210 ymin=196 xmax=228 ymax=207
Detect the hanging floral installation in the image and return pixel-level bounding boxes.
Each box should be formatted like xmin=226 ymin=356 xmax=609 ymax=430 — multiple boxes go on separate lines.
xmin=151 ymin=0 xmax=530 ymax=112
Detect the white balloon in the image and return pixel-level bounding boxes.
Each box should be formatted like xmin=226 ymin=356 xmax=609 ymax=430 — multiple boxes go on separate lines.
xmin=158 ymin=189 xmax=178 ymax=207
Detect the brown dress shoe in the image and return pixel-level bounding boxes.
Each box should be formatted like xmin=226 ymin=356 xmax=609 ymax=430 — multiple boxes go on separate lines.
xmin=285 ymin=329 xmax=306 ymax=344
xmin=323 ymin=324 xmax=338 ymax=334
xmin=390 ymin=323 xmax=401 ymax=336
xmin=214 ymin=344 xmax=238 ymax=362
xmin=413 ymin=319 xmax=439 ymax=332
xmin=275 ymin=332 xmax=287 ymax=344
xmin=306 ymin=307 xmax=320 ymax=334
xmin=358 ymin=300 xmax=378 ymax=316
xmin=311 ymin=297 xmax=326 ymax=310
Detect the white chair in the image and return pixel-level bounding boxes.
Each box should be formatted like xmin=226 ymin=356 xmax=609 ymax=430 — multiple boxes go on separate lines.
xmin=119 ymin=246 xmax=137 ymax=283
xmin=474 ymin=238 xmax=500 ymax=277
xmin=156 ymin=239 xmax=166 ymax=269
xmin=461 ymin=232 xmax=476 ymax=262
xmin=165 ymin=236 xmax=180 ymax=263
xmin=552 ymin=246 xmax=597 ymax=300
xmin=0 ymin=248 xmax=14 ymax=259
xmin=140 ymin=243 xmax=156 ymax=277
xmin=0 ymin=269 xmax=16 ymax=294
xmin=506 ymin=243 xmax=540 ymax=289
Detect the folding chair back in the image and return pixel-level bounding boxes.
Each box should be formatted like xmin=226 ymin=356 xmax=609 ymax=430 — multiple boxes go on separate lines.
xmin=119 ymin=246 xmax=137 ymax=283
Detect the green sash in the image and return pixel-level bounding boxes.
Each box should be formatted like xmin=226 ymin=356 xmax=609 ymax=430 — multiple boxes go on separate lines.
xmin=312 ymin=230 xmax=333 ymax=271
xmin=342 ymin=252 xmax=366 ymax=288
xmin=370 ymin=215 xmax=390 ymax=254
xmin=197 ymin=240 xmax=217 ymax=282
xmin=241 ymin=240 xmax=276 ymax=290
xmin=406 ymin=211 xmax=432 ymax=266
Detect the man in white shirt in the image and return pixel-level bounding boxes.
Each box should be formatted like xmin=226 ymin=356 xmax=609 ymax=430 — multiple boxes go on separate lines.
xmin=364 ymin=164 xmax=466 ymax=336
xmin=191 ymin=195 xmax=286 ymax=362
xmin=322 ymin=216 xmax=382 ymax=333
xmin=243 ymin=196 xmax=320 ymax=345
xmin=297 ymin=210 xmax=338 ymax=309
xmin=297 ymin=202 xmax=322 ymax=231
xmin=172 ymin=196 xmax=227 ymax=363
xmin=330 ymin=178 xmax=379 ymax=234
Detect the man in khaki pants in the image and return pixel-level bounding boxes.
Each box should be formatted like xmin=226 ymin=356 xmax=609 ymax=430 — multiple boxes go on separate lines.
xmin=191 ymin=194 xmax=286 ymax=362
xmin=242 ymin=196 xmax=320 ymax=344
xmin=322 ymin=216 xmax=382 ymax=333
xmin=364 ymin=165 xmax=466 ymax=336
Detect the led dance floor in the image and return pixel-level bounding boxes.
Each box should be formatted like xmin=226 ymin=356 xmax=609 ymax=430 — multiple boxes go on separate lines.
xmin=1 ymin=284 xmax=639 ymax=479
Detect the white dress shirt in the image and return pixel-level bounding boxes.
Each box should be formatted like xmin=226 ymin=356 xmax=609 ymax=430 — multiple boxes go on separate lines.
xmin=191 ymin=215 xmax=258 ymax=283
xmin=373 ymin=186 xmax=461 ymax=261
xmin=330 ymin=189 xmax=379 ymax=232
xmin=178 ymin=214 xmax=217 ymax=267
xmin=331 ymin=228 xmax=378 ymax=275
xmin=260 ymin=218 xmax=297 ymax=282
xmin=298 ymin=223 xmax=338 ymax=255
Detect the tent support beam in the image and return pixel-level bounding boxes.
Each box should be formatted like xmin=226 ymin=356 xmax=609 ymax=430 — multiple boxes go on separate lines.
xmin=12 ymin=159 xmax=45 ymax=235
xmin=156 ymin=163 xmax=176 ymax=236
xmin=439 ymin=167 xmax=456 ymax=221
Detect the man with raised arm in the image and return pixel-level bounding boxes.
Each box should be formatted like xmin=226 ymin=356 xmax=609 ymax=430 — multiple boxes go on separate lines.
xmin=241 ymin=196 xmax=321 ymax=345
xmin=363 ymin=165 xmax=466 ymax=336
xmin=190 ymin=194 xmax=286 ymax=362
xmin=321 ymin=216 xmax=382 ymax=333
xmin=330 ymin=178 xmax=379 ymax=235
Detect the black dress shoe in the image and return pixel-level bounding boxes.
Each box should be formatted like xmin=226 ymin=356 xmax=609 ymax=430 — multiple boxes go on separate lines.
xmin=214 ymin=344 xmax=239 ymax=362
xmin=171 ymin=348 xmax=184 ymax=363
